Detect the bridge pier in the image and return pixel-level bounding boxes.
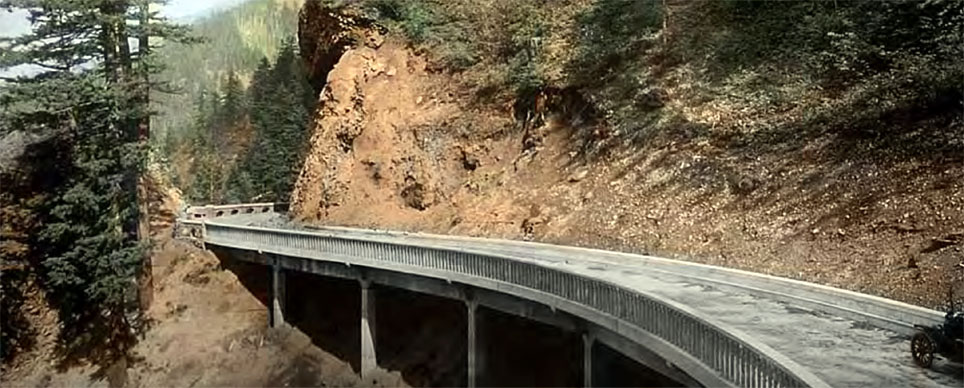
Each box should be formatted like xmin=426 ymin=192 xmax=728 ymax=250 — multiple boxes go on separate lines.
xmin=466 ymin=298 xmax=479 ymax=388
xmin=270 ymin=260 xmax=286 ymax=328
xmin=583 ymin=332 xmax=595 ymax=388
xmin=242 ymin=250 xmax=700 ymax=387
xmin=360 ymin=280 xmax=378 ymax=380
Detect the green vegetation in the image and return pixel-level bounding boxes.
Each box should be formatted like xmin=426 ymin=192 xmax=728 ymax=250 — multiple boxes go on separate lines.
xmin=153 ymin=0 xmax=302 ymax=149
xmin=180 ymin=38 xmax=315 ymax=204
xmin=0 ymin=0 xmax=193 ymax=362
xmin=232 ymin=40 xmax=316 ymax=202
xmin=1 ymin=0 xmax=960 ymax=368
xmin=152 ymin=0 xmax=312 ymax=206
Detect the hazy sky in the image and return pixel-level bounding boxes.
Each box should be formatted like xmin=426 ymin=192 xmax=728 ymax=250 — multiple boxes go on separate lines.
xmin=0 ymin=9 xmax=30 ymax=38
xmin=0 ymin=0 xmax=250 ymax=38
xmin=163 ymin=0 xmax=250 ymax=20
xmin=1 ymin=0 xmax=251 ymax=78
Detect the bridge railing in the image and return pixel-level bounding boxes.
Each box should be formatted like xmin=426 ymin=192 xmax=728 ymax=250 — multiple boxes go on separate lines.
xmin=194 ymin=219 xmax=829 ymax=388
xmin=184 ymin=203 xmax=288 ymax=220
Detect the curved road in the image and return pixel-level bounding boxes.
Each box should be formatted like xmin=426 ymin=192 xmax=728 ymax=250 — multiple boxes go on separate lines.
xmin=211 ymin=212 xmax=962 ymax=388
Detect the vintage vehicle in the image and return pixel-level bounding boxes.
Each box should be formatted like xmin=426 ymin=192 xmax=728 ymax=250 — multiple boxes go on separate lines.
xmin=911 ymin=295 xmax=964 ymax=369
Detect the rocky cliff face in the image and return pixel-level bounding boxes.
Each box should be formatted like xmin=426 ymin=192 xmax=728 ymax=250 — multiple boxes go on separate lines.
xmin=297 ymin=1 xmax=383 ymax=94
xmin=290 ymin=2 xmax=964 ymax=308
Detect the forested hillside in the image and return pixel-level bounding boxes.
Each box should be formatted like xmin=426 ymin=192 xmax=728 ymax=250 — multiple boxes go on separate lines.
xmin=152 ymin=0 xmax=315 ymax=204
xmin=2 ymin=0 xmax=962 ymax=384
xmin=356 ymin=0 xmax=962 ymax=147
xmin=1 ymin=0 xmax=312 ymax=376
xmin=181 ymin=40 xmax=315 ymax=203
xmin=1 ymin=0 xmax=194 ymax=369
xmin=153 ymin=0 xmax=302 ymax=146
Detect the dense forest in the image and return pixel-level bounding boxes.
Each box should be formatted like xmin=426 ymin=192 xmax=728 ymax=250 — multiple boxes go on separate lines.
xmin=178 ymin=39 xmax=315 ymax=204
xmin=153 ymin=0 xmax=302 ymax=146
xmin=151 ymin=0 xmax=313 ymax=205
xmin=0 ymin=0 xmax=309 ymax=367
xmin=0 ymin=0 xmax=193 ymax=363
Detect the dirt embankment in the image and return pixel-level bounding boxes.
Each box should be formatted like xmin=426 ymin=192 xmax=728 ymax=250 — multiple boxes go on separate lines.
xmin=289 ymin=3 xmax=964 ymax=309
xmin=2 ymin=168 xmax=395 ymax=388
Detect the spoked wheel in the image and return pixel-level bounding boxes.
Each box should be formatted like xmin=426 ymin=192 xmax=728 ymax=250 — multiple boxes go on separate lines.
xmin=912 ymin=332 xmax=936 ymax=368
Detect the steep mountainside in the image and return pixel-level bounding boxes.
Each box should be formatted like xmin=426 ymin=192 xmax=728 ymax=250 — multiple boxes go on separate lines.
xmin=153 ymin=0 xmax=304 ymax=143
xmin=290 ymin=1 xmax=963 ymax=308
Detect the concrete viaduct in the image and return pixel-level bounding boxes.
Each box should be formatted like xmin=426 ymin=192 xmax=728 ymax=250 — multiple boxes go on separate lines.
xmin=176 ymin=203 xmax=960 ymax=388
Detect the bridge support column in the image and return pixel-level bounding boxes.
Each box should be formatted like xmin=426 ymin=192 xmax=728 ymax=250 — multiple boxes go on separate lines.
xmin=466 ymin=298 xmax=479 ymax=388
xmin=360 ymin=280 xmax=378 ymax=380
xmin=583 ymin=332 xmax=595 ymax=388
xmin=270 ymin=260 xmax=285 ymax=328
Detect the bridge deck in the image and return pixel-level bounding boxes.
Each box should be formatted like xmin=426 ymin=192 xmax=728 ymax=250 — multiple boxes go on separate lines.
xmin=211 ymin=212 xmax=961 ymax=388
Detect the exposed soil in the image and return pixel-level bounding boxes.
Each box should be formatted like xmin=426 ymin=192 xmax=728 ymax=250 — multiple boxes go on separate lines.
xmin=1 ymin=170 xmax=402 ymax=388
xmin=290 ymin=17 xmax=964 ymax=309
xmin=125 ymin=239 xmax=397 ymax=388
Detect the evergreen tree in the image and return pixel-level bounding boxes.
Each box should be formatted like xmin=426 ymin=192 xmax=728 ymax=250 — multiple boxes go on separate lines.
xmin=230 ymin=37 xmax=314 ymax=202
xmin=185 ymin=89 xmax=221 ymax=203
xmin=249 ymin=58 xmax=273 ymax=111
xmin=181 ymin=36 xmax=314 ymax=204
xmin=0 ymin=0 xmax=194 ymax=357
xmin=152 ymin=0 xmax=302 ymax=145
xmin=217 ymin=70 xmax=245 ymax=143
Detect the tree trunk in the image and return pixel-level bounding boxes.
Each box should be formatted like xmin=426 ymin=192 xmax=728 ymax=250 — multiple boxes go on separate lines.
xmin=138 ymin=0 xmax=151 ymax=141
xmin=136 ymin=0 xmax=154 ymax=311
xmin=99 ymin=3 xmax=120 ymax=83
xmin=117 ymin=16 xmax=133 ymax=79
xmin=662 ymin=0 xmax=669 ymax=45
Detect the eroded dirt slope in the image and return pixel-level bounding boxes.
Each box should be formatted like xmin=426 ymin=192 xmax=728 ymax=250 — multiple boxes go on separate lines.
xmin=2 ymin=166 xmax=406 ymax=388
xmin=290 ymin=6 xmax=963 ymax=308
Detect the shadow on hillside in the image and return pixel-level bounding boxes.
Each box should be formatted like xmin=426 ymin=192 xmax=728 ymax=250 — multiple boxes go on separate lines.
xmin=0 ymin=268 xmax=36 ymax=363
xmin=212 ymin=253 xmax=468 ymax=386
xmin=284 ymin=271 xmax=363 ymax=374
xmin=558 ymin=0 xmax=964 ymax=233
xmin=210 ymin=247 xmax=272 ymax=308
xmin=211 ymin=249 xmax=364 ymax=372
xmin=371 ymin=286 xmax=467 ymax=387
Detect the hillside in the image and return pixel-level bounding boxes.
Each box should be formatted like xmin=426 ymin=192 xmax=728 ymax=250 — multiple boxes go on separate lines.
xmin=290 ymin=0 xmax=964 ymax=308
xmin=2 ymin=0 xmax=960 ymax=385
xmin=152 ymin=0 xmax=304 ymax=144
xmin=2 ymin=179 xmax=386 ymax=387
xmin=153 ymin=0 xmax=316 ymax=206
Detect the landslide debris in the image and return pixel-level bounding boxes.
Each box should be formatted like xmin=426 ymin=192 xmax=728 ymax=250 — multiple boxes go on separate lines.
xmin=289 ymin=0 xmax=964 ymax=309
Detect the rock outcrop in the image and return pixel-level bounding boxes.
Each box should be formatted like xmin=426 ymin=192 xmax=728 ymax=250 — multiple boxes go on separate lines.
xmin=297 ymin=1 xmax=383 ymax=94
xmin=292 ymin=3 xmax=459 ymax=228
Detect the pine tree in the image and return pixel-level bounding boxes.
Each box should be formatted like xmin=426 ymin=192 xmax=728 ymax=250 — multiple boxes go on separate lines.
xmin=185 ymin=89 xmax=219 ymax=203
xmin=230 ymin=37 xmax=314 ymax=202
xmin=184 ymin=36 xmax=314 ymax=204
xmin=0 ymin=0 xmax=194 ymax=357
xmin=249 ymin=58 xmax=272 ymax=115
xmin=217 ymin=70 xmax=245 ymax=144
